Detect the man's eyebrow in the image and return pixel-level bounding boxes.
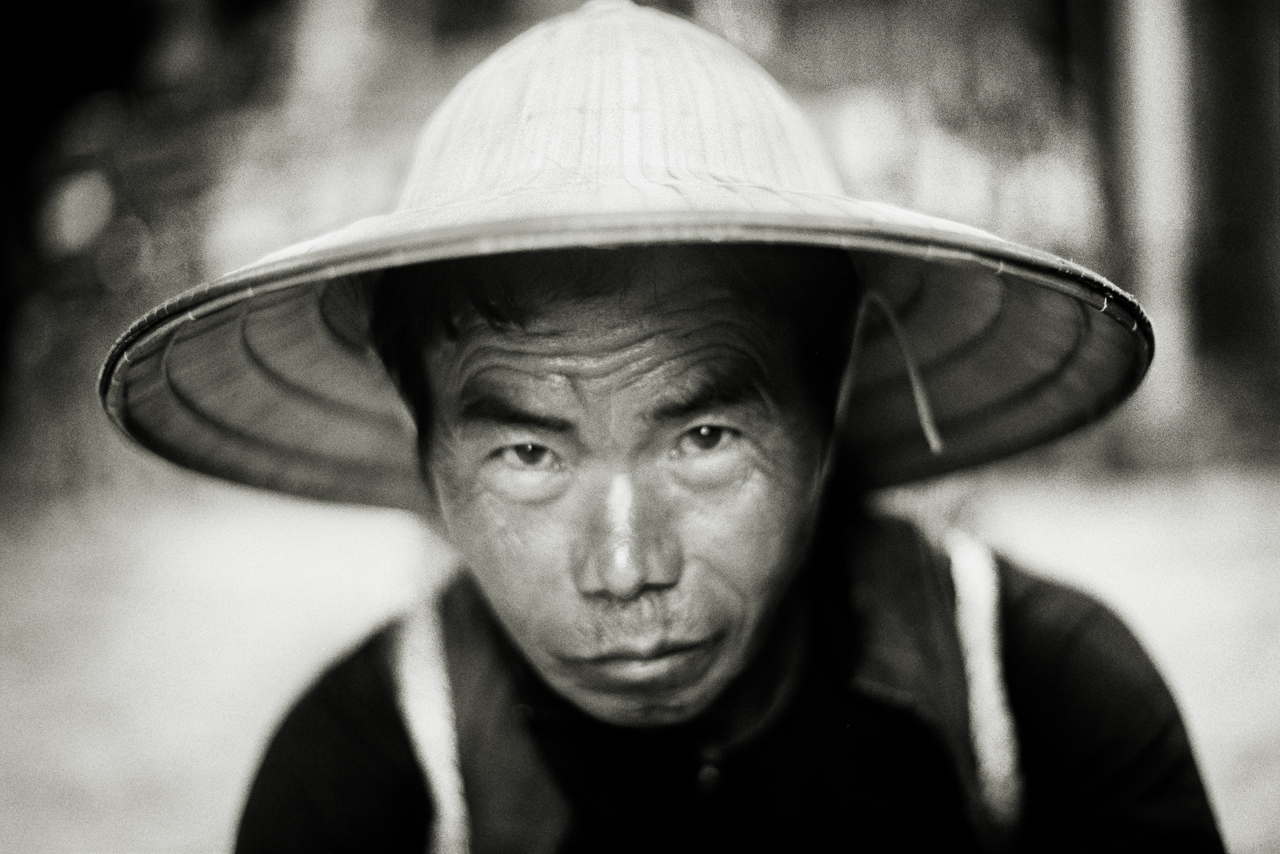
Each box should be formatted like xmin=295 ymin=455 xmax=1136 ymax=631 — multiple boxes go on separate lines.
xmin=459 ymin=394 xmax=575 ymax=432
xmin=652 ymin=370 xmax=768 ymax=421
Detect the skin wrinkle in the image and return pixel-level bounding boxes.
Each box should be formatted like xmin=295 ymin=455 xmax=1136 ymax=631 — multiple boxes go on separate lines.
xmin=372 ymin=245 xmax=859 ymax=469
xmin=436 ymin=347 xmax=782 ymax=462
xmin=418 ymin=246 xmax=833 ymax=726
xmin=440 ymin=311 xmax=779 ymax=392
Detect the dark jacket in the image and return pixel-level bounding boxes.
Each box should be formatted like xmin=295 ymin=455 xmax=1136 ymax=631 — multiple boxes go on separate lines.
xmin=235 ymin=516 xmax=1223 ymax=853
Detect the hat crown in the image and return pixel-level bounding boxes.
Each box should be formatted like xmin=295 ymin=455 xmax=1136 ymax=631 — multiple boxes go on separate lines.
xmin=396 ymin=0 xmax=844 ymax=214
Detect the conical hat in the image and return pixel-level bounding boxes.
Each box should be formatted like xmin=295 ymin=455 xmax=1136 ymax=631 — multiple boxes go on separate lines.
xmin=99 ymin=0 xmax=1152 ymax=510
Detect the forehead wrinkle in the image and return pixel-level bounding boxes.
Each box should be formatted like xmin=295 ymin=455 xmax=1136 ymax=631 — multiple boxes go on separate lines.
xmin=524 ymin=287 xmax=760 ymax=337
xmin=648 ymin=343 xmax=779 ymax=417
xmin=670 ymin=316 xmax=794 ymax=380
xmin=455 ymin=327 xmax=676 ymax=384
xmin=457 ymin=366 xmax=580 ymax=414
xmin=429 ymin=290 xmax=794 ymax=413
xmin=436 ymin=338 xmax=662 ymax=426
xmin=427 ymin=342 xmax=580 ymax=423
xmin=555 ymin=319 xmax=781 ymax=399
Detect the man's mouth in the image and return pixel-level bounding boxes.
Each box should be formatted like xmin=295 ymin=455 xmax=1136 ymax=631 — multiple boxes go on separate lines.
xmin=565 ymin=636 xmax=723 ymax=694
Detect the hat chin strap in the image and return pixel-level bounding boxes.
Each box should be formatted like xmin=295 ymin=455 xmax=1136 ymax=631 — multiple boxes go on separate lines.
xmin=813 ymin=289 xmax=945 ymax=501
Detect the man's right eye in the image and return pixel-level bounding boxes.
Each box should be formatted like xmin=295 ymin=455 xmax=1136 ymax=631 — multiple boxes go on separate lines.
xmin=486 ymin=442 xmax=566 ymax=502
xmin=498 ymin=443 xmax=556 ymax=469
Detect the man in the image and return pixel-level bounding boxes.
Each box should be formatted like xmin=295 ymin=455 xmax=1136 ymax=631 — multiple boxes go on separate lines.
xmin=100 ymin=2 xmax=1223 ymax=851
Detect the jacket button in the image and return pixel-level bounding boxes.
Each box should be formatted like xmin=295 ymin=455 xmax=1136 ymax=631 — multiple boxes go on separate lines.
xmin=697 ymin=764 xmax=720 ymax=792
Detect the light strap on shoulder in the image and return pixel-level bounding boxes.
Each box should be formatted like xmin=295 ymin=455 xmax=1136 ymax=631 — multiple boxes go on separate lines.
xmin=395 ymin=599 xmax=470 ymax=854
xmin=944 ymin=530 xmax=1023 ymax=838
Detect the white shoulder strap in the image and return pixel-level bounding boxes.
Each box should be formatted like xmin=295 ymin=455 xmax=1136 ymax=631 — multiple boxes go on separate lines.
xmin=394 ymin=600 xmax=471 ymax=854
xmin=944 ymin=530 xmax=1023 ymax=832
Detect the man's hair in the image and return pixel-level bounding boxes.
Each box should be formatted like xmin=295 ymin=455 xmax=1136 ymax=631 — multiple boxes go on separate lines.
xmin=367 ymin=243 xmax=862 ymax=440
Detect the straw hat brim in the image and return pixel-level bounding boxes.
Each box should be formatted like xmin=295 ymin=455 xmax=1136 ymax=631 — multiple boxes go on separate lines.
xmin=100 ymin=193 xmax=1152 ymax=510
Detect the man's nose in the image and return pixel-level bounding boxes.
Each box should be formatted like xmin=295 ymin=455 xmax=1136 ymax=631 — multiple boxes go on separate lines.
xmin=574 ymin=473 xmax=681 ymax=601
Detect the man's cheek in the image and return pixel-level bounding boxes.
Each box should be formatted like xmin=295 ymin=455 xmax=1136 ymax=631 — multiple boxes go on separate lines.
xmin=450 ymin=491 xmax=537 ymax=569
xmin=457 ymin=496 xmax=577 ymax=598
xmin=431 ymin=449 xmax=522 ymax=547
xmin=424 ymin=439 xmax=479 ymax=513
xmin=679 ymin=474 xmax=796 ymax=587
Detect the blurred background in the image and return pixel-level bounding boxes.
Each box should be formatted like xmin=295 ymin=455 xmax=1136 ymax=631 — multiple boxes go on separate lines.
xmin=1 ymin=0 xmax=1276 ymax=850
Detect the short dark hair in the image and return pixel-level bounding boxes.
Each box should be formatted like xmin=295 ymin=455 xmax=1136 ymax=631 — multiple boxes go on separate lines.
xmin=367 ymin=243 xmax=861 ymax=442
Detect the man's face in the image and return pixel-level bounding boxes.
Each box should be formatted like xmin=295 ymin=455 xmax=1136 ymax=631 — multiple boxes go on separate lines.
xmin=421 ymin=248 xmax=829 ymax=727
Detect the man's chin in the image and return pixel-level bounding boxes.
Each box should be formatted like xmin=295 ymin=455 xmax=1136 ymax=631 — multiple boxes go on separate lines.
xmin=567 ymin=685 xmax=720 ymax=727
xmin=543 ymin=636 xmax=736 ymax=726
xmin=547 ymin=661 xmax=736 ymax=728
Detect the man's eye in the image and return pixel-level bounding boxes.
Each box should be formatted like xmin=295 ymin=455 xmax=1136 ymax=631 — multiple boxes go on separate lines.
xmin=679 ymin=425 xmax=735 ymax=454
xmin=484 ymin=442 xmax=566 ymax=502
xmin=499 ymin=443 xmax=556 ymax=469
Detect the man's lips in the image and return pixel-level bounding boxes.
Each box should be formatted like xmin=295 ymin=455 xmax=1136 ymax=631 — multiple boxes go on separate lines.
xmin=562 ymin=636 xmax=723 ymax=694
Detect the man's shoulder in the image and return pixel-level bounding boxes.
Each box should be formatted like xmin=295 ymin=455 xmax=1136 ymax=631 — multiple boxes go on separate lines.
xmin=849 ymin=517 xmax=1223 ymax=850
xmin=996 ymin=559 xmax=1177 ymax=722
xmin=862 ymin=518 xmax=1165 ymax=709
xmin=994 ymin=558 xmax=1224 ymax=851
xmin=234 ymin=629 xmax=431 ymax=853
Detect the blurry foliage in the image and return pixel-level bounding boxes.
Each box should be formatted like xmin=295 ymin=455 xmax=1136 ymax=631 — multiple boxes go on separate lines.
xmin=1 ymin=0 xmax=291 ymax=500
xmin=774 ymin=0 xmax=1079 ymax=151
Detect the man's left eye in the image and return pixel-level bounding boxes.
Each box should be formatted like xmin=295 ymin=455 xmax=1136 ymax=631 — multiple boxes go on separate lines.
xmin=499 ymin=443 xmax=557 ymax=469
xmin=678 ymin=425 xmax=737 ymax=454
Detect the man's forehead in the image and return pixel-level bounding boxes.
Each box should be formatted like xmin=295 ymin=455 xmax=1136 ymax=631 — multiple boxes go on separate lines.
xmin=430 ymin=249 xmax=798 ymax=372
xmin=430 ymin=314 xmax=784 ymax=422
xmin=473 ymin=289 xmax=757 ymax=340
xmin=406 ymin=243 xmax=849 ymax=423
xmin=450 ymin=247 xmax=767 ymax=335
xmin=453 ymin=350 xmax=773 ymax=413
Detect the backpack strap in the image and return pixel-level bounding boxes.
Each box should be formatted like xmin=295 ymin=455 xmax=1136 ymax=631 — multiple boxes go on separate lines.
xmin=945 ymin=530 xmax=1023 ymax=842
xmin=393 ymin=579 xmax=569 ymax=854
xmin=393 ymin=596 xmax=470 ymax=854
